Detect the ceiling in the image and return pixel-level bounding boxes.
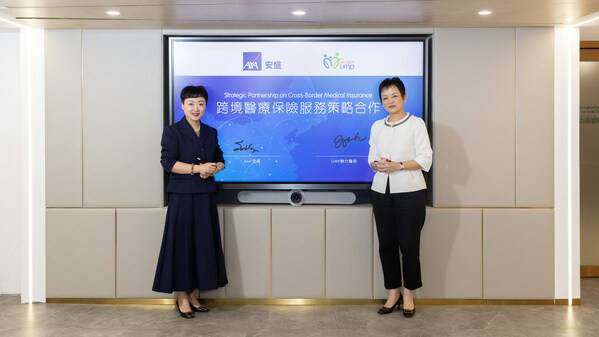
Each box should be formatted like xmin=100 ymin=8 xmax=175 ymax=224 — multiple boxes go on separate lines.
xmin=1 ymin=0 xmax=599 ymax=29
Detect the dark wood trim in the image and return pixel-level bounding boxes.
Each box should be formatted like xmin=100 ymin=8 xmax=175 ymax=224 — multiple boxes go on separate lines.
xmin=581 ymin=265 xmax=599 ymax=277
xmin=581 ymin=41 xmax=599 ymax=61
xmin=582 ymin=49 xmax=599 ymax=61
xmin=581 ymin=41 xmax=599 ymax=49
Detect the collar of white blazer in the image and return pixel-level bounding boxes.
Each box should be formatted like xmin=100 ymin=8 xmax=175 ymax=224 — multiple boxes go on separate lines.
xmin=384 ymin=113 xmax=411 ymax=128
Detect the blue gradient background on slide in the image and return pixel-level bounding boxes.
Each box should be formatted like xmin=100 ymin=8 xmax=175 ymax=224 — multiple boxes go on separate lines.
xmin=172 ymin=76 xmax=423 ymax=182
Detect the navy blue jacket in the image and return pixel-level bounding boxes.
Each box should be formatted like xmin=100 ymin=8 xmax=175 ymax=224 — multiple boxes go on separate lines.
xmin=161 ymin=118 xmax=224 ymax=194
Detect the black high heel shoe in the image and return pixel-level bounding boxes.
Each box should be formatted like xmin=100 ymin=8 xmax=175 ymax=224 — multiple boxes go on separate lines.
xmin=402 ymin=297 xmax=416 ymax=318
xmin=190 ymin=299 xmax=210 ymax=313
xmin=377 ymin=294 xmax=403 ymax=315
xmin=176 ymin=299 xmax=195 ymax=319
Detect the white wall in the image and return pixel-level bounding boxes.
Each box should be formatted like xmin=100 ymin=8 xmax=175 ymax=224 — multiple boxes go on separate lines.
xmin=0 ymin=29 xmax=21 ymax=295
xmin=42 ymin=28 xmax=561 ymax=300
xmin=554 ymin=27 xmax=581 ymax=300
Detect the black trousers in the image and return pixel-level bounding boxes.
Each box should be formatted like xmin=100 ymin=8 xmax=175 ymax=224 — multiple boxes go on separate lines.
xmin=371 ymin=183 xmax=426 ymax=290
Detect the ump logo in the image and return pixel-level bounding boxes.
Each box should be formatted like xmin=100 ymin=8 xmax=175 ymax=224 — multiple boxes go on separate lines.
xmin=323 ymin=52 xmax=355 ymax=70
xmin=243 ymin=52 xmax=262 ymax=71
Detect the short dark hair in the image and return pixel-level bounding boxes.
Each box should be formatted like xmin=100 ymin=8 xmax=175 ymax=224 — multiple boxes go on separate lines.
xmin=378 ymin=77 xmax=406 ymax=102
xmin=180 ymin=85 xmax=208 ymax=104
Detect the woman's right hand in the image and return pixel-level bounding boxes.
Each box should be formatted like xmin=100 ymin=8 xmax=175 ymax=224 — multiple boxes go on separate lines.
xmin=370 ymin=160 xmax=380 ymax=171
xmin=371 ymin=159 xmax=387 ymax=172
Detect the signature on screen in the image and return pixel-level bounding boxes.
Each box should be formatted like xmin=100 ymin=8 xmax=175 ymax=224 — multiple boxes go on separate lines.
xmin=234 ymin=140 xmax=259 ymax=154
xmin=333 ymin=132 xmax=366 ymax=149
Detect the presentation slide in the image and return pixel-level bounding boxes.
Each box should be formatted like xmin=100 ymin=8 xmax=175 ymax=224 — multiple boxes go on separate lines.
xmin=170 ymin=40 xmax=424 ymax=183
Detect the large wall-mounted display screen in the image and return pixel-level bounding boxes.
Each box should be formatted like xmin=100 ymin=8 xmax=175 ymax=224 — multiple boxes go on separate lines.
xmin=166 ymin=36 xmax=430 ymax=186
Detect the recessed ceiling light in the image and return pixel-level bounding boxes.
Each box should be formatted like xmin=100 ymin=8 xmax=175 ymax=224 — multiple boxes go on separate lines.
xmin=292 ymin=10 xmax=306 ymax=16
xmin=106 ymin=10 xmax=121 ymax=17
xmin=478 ymin=10 xmax=492 ymax=16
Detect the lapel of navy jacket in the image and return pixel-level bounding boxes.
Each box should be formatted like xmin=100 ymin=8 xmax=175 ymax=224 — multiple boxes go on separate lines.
xmin=161 ymin=118 xmax=224 ymax=194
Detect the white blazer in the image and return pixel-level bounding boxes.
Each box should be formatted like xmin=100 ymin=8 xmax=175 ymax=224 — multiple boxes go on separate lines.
xmin=368 ymin=113 xmax=433 ymax=194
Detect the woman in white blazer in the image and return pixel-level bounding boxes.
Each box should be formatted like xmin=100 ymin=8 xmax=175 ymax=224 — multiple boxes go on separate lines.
xmin=368 ymin=77 xmax=432 ymax=318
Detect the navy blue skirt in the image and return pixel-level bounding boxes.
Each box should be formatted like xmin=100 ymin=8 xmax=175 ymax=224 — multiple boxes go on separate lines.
xmin=152 ymin=193 xmax=228 ymax=293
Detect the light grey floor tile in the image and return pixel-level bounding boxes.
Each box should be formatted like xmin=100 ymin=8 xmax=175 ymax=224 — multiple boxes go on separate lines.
xmin=1 ymin=279 xmax=599 ymax=336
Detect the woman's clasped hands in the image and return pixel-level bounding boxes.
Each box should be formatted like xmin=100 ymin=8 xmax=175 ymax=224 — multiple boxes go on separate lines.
xmin=197 ymin=163 xmax=219 ymax=179
xmin=372 ymin=158 xmax=402 ymax=173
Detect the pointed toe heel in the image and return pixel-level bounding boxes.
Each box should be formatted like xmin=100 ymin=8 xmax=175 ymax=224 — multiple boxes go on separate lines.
xmin=191 ymin=303 xmax=210 ymax=313
xmin=176 ymin=301 xmax=195 ymax=319
xmin=402 ymin=307 xmax=416 ymax=318
xmin=191 ymin=297 xmax=210 ymax=313
xmin=377 ymin=294 xmax=403 ymax=315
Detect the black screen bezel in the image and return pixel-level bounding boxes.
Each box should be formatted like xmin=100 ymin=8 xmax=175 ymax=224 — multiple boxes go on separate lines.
xmin=163 ymin=34 xmax=433 ymax=199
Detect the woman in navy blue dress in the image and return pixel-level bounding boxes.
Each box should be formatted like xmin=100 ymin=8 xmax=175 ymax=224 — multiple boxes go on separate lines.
xmin=153 ymin=85 xmax=228 ymax=319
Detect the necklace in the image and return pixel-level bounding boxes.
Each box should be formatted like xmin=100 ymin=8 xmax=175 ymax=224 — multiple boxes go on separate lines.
xmin=384 ymin=113 xmax=411 ymax=127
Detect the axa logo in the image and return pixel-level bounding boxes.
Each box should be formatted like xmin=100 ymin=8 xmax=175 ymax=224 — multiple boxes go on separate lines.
xmin=323 ymin=52 xmax=355 ymax=70
xmin=243 ymin=52 xmax=262 ymax=71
